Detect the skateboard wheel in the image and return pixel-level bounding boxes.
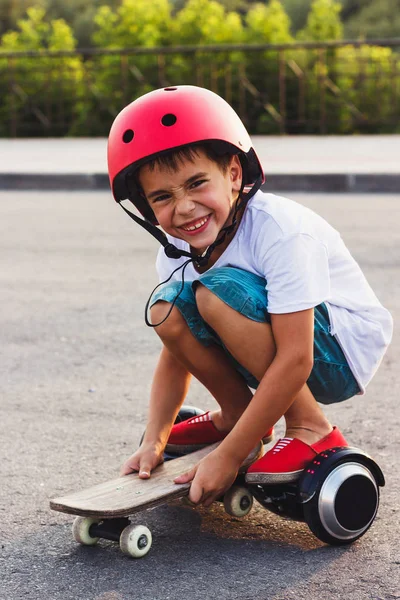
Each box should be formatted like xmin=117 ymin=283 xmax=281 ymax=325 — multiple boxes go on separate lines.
xmin=119 ymin=524 xmax=152 ymax=558
xmin=72 ymin=517 xmax=100 ymax=545
xmin=223 ymin=486 xmax=253 ymax=517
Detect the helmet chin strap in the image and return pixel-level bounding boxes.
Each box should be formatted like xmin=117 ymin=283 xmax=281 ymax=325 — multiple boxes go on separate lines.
xmin=118 ymin=201 xmax=196 ymax=260
xmin=119 ymin=174 xmax=262 ymax=267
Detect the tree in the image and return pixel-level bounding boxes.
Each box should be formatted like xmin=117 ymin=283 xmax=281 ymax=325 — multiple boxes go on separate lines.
xmin=0 ymin=5 xmax=79 ymax=50
xmin=171 ymin=0 xmax=261 ymax=14
xmin=92 ymin=0 xmax=172 ymax=48
xmin=40 ymin=0 xmax=121 ymax=48
xmin=280 ymin=0 xmax=312 ymax=35
xmin=333 ymin=44 xmax=400 ymax=132
xmin=241 ymin=2 xmax=293 ymax=133
xmin=171 ymin=0 xmax=244 ymax=45
xmin=342 ymin=0 xmax=400 ymax=40
xmin=166 ymin=0 xmax=245 ymax=99
xmin=245 ymin=0 xmax=293 ymax=43
xmin=0 ymin=0 xmax=38 ymax=36
xmin=298 ymin=0 xmax=343 ymax=41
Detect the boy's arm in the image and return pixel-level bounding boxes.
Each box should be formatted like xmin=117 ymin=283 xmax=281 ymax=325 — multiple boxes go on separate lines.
xmin=218 ymin=308 xmax=314 ymax=463
xmin=142 ymin=345 xmax=192 ymax=449
xmin=120 ymin=345 xmax=191 ymax=477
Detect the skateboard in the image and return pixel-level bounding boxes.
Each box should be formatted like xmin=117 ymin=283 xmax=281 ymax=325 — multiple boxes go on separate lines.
xmin=50 ymin=442 xmax=262 ymax=558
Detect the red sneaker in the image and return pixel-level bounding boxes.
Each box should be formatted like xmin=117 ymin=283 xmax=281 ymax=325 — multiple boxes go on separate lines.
xmin=245 ymin=426 xmax=348 ymax=485
xmin=166 ymin=411 xmax=274 ymax=454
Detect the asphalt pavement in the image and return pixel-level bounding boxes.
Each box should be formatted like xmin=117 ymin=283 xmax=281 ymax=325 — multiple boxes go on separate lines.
xmin=0 ymin=188 xmax=399 ymax=600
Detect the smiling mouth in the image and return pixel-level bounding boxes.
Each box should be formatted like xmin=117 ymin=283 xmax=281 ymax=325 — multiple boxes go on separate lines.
xmin=179 ymin=214 xmax=211 ymax=233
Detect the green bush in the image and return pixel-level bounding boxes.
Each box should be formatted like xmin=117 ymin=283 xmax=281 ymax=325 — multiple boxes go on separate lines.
xmin=333 ymin=44 xmax=400 ymax=133
xmin=0 ymin=7 xmax=83 ymax=136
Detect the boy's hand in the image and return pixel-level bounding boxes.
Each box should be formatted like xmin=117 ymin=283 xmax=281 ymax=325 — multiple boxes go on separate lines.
xmin=174 ymin=448 xmax=240 ymax=507
xmin=120 ymin=442 xmax=164 ymax=478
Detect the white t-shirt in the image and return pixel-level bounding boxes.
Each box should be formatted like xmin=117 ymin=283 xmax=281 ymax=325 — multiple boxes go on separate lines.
xmin=156 ymin=191 xmax=393 ymax=393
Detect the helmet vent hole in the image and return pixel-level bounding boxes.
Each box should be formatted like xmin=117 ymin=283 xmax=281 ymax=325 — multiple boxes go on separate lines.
xmin=161 ymin=113 xmax=177 ymax=127
xmin=122 ymin=129 xmax=134 ymax=143
xmin=164 ymin=87 xmax=177 ymax=91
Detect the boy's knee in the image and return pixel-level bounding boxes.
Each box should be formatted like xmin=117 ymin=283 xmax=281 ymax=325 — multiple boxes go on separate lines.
xmin=195 ymin=284 xmax=222 ymax=322
xmin=150 ymin=301 xmax=186 ymax=340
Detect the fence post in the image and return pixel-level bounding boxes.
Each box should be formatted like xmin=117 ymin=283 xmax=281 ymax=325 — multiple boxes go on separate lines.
xmin=279 ymin=49 xmax=286 ymax=134
xmin=319 ymin=47 xmax=327 ymax=134
xmin=9 ymin=57 xmax=17 ymax=137
xmin=121 ymin=54 xmax=128 ymax=108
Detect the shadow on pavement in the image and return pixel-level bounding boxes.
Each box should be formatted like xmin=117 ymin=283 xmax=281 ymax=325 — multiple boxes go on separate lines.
xmin=1 ymin=502 xmax=351 ymax=600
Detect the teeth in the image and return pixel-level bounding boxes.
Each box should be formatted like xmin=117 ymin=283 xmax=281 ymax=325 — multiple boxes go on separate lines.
xmin=182 ymin=216 xmax=208 ymax=231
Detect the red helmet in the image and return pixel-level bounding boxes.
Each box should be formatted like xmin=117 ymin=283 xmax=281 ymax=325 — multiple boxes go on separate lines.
xmin=108 ymin=85 xmax=264 ymax=224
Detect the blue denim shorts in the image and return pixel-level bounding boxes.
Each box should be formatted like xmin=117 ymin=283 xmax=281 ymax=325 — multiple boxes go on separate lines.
xmin=150 ymin=266 xmax=360 ymax=404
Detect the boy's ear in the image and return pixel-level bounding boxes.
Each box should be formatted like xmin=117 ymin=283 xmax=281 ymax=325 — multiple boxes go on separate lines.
xmin=229 ymin=155 xmax=243 ymax=192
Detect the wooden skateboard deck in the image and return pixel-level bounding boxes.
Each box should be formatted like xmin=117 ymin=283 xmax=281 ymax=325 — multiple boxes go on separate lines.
xmin=50 ymin=442 xmax=262 ymax=519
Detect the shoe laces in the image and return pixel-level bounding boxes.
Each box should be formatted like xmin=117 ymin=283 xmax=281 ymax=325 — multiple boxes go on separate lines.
xmin=272 ymin=437 xmax=293 ymax=454
xmin=188 ymin=412 xmax=212 ymax=425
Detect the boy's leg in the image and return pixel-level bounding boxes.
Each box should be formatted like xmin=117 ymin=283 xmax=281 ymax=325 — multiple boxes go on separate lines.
xmin=194 ymin=284 xmax=332 ymax=445
xmin=150 ymin=300 xmax=254 ymax=431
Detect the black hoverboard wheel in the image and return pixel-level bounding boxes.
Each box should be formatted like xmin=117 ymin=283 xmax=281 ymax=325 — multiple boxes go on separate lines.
xmin=298 ymin=447 xmax=385 ymax=545
xmin=173 ymin=405 xmax=205 ymax=424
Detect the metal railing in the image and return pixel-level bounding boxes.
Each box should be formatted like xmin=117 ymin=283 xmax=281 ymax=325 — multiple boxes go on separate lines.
xmin=1 ymin=39 xmax=399 ymax=137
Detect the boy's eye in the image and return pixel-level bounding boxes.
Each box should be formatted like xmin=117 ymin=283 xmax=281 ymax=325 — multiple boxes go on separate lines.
xmin=153 ymin=194 xmax=170 ymax=203
xmin=151 ymin=179 xmax=207 ymax=203
xmin=190 ymin=179 xmax=207 ymax=189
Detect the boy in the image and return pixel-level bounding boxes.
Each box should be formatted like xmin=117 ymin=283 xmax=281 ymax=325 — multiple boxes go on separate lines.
xmin=107 ymin=86 xmax=393 ymax=507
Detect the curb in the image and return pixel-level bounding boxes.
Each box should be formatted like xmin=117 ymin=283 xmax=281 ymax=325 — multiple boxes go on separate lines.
xmin=0 ymin=173 xmax=109 ymax=191
xmin=0 ymin=173 xmax=399 ymax=193
xmin=263 ymin=174 xmax=400 ymax=193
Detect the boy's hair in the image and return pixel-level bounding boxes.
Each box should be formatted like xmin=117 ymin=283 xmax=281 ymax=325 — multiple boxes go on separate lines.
xmin=137 ymin=142 xmax=233 ymax=179
xmin=129 ymin=143 xmax=234 ymax=207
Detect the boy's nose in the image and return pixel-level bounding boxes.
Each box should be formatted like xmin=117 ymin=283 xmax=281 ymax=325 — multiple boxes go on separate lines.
xmin=175 ymin=194 xmax=196 ymax=215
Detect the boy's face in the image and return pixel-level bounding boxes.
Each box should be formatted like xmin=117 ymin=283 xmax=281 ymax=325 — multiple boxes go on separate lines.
xmin=138 ymin=150 xmax=242 ymax=254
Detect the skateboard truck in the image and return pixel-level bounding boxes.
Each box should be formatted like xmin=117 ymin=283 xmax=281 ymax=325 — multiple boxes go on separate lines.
xmin=85 ymin=517 xmax=131 ymax=542
xmin=72 ymin=516 xmax=153 ymax=558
